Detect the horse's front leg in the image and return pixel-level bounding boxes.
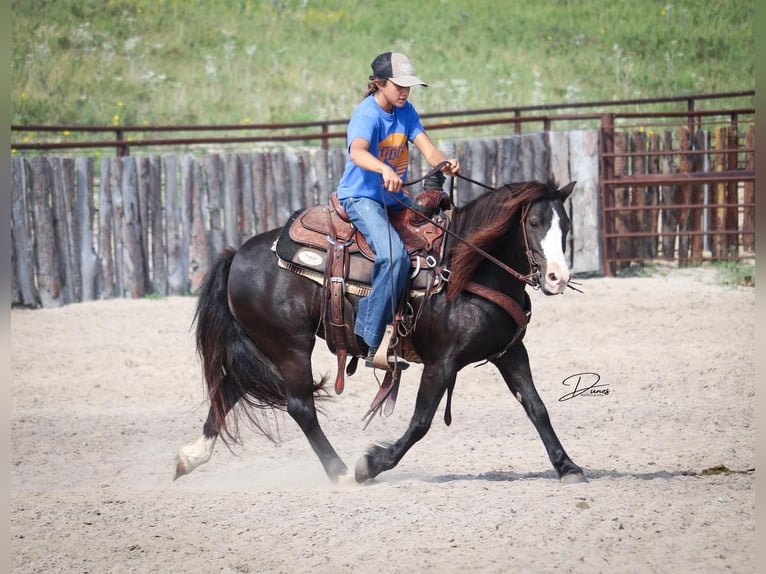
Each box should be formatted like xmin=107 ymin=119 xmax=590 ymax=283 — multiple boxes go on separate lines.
xmin=355 ymin=363 xmax=455 ymax=482
xmin=492 ymin=344 xmax=586 ymax=483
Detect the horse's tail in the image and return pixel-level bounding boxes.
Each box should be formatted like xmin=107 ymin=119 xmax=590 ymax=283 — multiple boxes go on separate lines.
xmin=194 ymin=247 xmax=288 ymax=445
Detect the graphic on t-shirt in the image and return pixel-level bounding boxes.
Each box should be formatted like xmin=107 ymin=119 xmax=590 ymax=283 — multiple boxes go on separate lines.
xmin=378 ymin=133 xmax=409 ymax=177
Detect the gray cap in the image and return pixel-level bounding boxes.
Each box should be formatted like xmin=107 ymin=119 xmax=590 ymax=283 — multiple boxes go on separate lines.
xmin=370 ymin=52 xmax=428 ymax=87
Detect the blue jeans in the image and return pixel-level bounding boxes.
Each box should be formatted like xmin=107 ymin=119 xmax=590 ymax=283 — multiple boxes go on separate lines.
xmin=340 ymin=196 xmax=410 ymax=349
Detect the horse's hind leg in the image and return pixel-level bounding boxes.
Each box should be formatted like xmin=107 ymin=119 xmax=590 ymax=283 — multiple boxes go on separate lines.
xmin=174 ymin=407 xmax=225 ymax=480
xmin=493 ymin=345 xmax=586 ymax=483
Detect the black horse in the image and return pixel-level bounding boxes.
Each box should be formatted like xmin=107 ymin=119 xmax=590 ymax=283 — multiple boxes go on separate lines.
xmin=174 ymin=179 xmax=586 ymax=484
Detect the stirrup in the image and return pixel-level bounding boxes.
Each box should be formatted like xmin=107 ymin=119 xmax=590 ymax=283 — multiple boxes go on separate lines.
xmin=366 ymin=325 xmax=409 ymax=371
xmin=365 ymin=353 xmax=409 ymax=371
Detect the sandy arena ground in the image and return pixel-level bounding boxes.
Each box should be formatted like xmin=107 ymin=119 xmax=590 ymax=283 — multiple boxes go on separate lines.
xmin=10 ymin=265 xmax=755 ymax=573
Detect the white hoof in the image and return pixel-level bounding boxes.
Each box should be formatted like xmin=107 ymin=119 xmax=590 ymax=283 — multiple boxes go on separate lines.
xmin=560 ymin=472 xmax=588 ymax=484
xmin=173 ymin=435 xmax=217 ymax=481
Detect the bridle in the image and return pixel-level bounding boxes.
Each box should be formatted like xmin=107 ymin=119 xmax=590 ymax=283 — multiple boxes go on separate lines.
xmin=401 ymin=162 xmax=544 ymax=290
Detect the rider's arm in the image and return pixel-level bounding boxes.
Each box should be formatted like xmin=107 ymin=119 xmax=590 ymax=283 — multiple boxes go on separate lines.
xmin=348 ymin=137 xmax=403 ymax=192
xmin=412 ymin=132 xmax=460 ymax=176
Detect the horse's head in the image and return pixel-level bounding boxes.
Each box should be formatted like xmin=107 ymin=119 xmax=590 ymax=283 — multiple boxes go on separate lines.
xmin=445 ymin=180 xmax=577 ymax=301
xmin=523 ymin=181 xmax=575 ymax=295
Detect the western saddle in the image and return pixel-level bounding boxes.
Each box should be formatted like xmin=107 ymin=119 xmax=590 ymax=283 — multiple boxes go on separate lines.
xmin=273 ymin=183 xmax=452 ymax=399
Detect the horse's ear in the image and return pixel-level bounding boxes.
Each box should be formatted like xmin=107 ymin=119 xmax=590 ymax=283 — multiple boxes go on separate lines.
xmin=558 ymin=181 xmax=576 ymax=201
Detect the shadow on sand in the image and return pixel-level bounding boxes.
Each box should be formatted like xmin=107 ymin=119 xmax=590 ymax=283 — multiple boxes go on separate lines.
xmin=380 ymin=467 xmax=754 ymax=484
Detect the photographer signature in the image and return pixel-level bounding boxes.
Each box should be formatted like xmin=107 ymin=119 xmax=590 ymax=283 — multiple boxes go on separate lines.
xmin=559 ymin=372 xmax=611 ymax=402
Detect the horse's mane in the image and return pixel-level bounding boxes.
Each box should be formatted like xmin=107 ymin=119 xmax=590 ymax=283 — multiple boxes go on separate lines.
xmin=445 ymin=180 xmax=555 ymax=300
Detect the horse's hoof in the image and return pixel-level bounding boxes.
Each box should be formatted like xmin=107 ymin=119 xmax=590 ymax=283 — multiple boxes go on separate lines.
xmin=354 ymin=455 xmax=372 ymax=483
xmin=335 ymin=471 xmax=358 ymax=487
xmin=560 ymin=472 xmax=588 ymax=484
xmin=173 ymin=455 xmax=189 ymax=481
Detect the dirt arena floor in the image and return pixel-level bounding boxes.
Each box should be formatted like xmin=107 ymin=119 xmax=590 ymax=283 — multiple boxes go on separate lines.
xmin=10 ymin=265 xmax=755 ymax=573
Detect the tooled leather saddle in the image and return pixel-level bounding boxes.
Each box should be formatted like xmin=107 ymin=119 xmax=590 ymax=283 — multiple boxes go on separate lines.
xmin=273 ymin=189 xmax=452 ymax=395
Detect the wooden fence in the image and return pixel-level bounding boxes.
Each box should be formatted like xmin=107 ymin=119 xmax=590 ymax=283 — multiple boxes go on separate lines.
xmin=600 ymin=122 xmax=755 ymax=273
xmin=11 ymin=131 xmax=601 ymax=308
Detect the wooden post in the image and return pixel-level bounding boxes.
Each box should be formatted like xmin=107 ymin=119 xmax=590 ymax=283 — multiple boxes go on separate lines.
xmin=408 ymin=146 xmax=424 ymax=184
xmin=711 ymin=126 xmax=727 ymax=259
xmin=29 ymin=158 xmax=63 ymax=307
xmin=569 ymin=129 xmax=601 ymax=275
xmin=548 ymin=131 xmax=570 ymax=194
xmin=110 ymin=157 xmax=125 ymax=297
xmin=296 ymin=150 xmax=315 ymax=207
xmin=148 ymin=156 xmax=165 ymax=296
xmin=725 ymin=126 xmax=739 ymax=256
xmin=223 ymin=154 xmax=241 ymax=249
xmin=120 ymin=156 xmax=147 ymax=298
xmin=484 ymin=138 xmax=498 ymax=188
xmin=252 ymin=151 xmax=269 ymax=234
xmin=647 ymin=133 xmax=661 ymax=258
xmin=285 ymin=151 xmax=302 ymax=213
xmin=188 ymin=156 xmax=212 ymax=292
xmin=60 ymin=158 xmax=80 ymax=302
xmin=48 ymin=158 xmax=75 ymax=304
xmin=265 ymin=152 xmax=284 ymax=229
xmin=600 ymin=114 xmax=616 ymax=276
xmin=329 ymin=148 xmax=346 ymax=196
xmin=164 ymin=155 xmax=187 ymax=295
xmin=270 ymin=150 xmax=290 ymax=227
xmin=660 ymin=130 xmax=678 ymax=260
xmin=137 ymin=157 xmax=151 ymax=292
xmin=677 ymin=126 xmax=692 ymax=266
xmin=530 ymin=132 xmax=549 ymax=182
xmin=75 ymin=157 xmax=98 ymax=301
xmin=204 ymin=154 xmax=225 ymax=257
xmin=630 ymin=131 xmax=647 ymax=260
xmin=238 ymin=153 xmax=256 ymax=243
xmin=742 ymin=125 xmax=755 ymax=252
xmin=98 ymin=158 xmax=116 ymax=298
xmin=689 ymin=130 xmax=706 ymax=262
xmin=11 ymin=158 xmax=38 ymax=306
xmin=313 ymin=148 xmax=329 ymax=203
xmin=263 ymin=151 xmax=279 ymax=230
xmin=499 ymin=136 xmax=520 ymax=186
xmin=469 ymin=139 xmax=488 ymax=201
xmin=613 ymin=131 xmax=630 ymax=269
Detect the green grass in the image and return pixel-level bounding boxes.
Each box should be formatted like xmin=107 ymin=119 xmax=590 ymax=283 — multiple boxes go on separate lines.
xmin=12 ymin=0 xmax=754 ymax=127
xmin=616 ymin=259 xmax=756 ymax=286
xmin=712 ymin=259 xmax=756 ymax=287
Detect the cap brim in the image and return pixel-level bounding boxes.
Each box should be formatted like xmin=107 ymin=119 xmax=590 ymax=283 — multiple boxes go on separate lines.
xmin=390 ymin=75 xmax=428 ymax=87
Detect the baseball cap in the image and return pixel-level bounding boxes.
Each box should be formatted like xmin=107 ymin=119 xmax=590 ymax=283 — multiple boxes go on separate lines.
xmin=370 ymin=52 xmax=428 ymax=87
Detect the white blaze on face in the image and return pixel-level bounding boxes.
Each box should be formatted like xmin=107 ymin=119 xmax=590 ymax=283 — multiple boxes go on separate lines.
xmin=539 ymin=209 xmax=570 ymax=294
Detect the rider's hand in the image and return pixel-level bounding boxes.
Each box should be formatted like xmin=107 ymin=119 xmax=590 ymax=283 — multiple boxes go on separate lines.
xmin=381 ymin=164 xmax=403 ymax=192
xmin=441 ymin=158 xmax=460 ymax=176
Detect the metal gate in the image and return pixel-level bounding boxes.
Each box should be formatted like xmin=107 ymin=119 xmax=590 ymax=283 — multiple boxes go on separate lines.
xmin=598 ymin=108 xmax=755 ymax=275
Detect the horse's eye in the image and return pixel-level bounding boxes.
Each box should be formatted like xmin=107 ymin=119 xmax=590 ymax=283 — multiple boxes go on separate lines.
xmin=528 ymin=218 xmax=539 ymax=229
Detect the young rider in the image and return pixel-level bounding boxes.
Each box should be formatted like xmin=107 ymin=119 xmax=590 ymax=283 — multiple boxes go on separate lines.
xmin=336 ymin=52 xmax=459 ymax=367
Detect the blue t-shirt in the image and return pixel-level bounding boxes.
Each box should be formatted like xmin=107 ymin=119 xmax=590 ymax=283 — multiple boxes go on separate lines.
xmin=336 ymin=95 xmax=425 ymax=207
